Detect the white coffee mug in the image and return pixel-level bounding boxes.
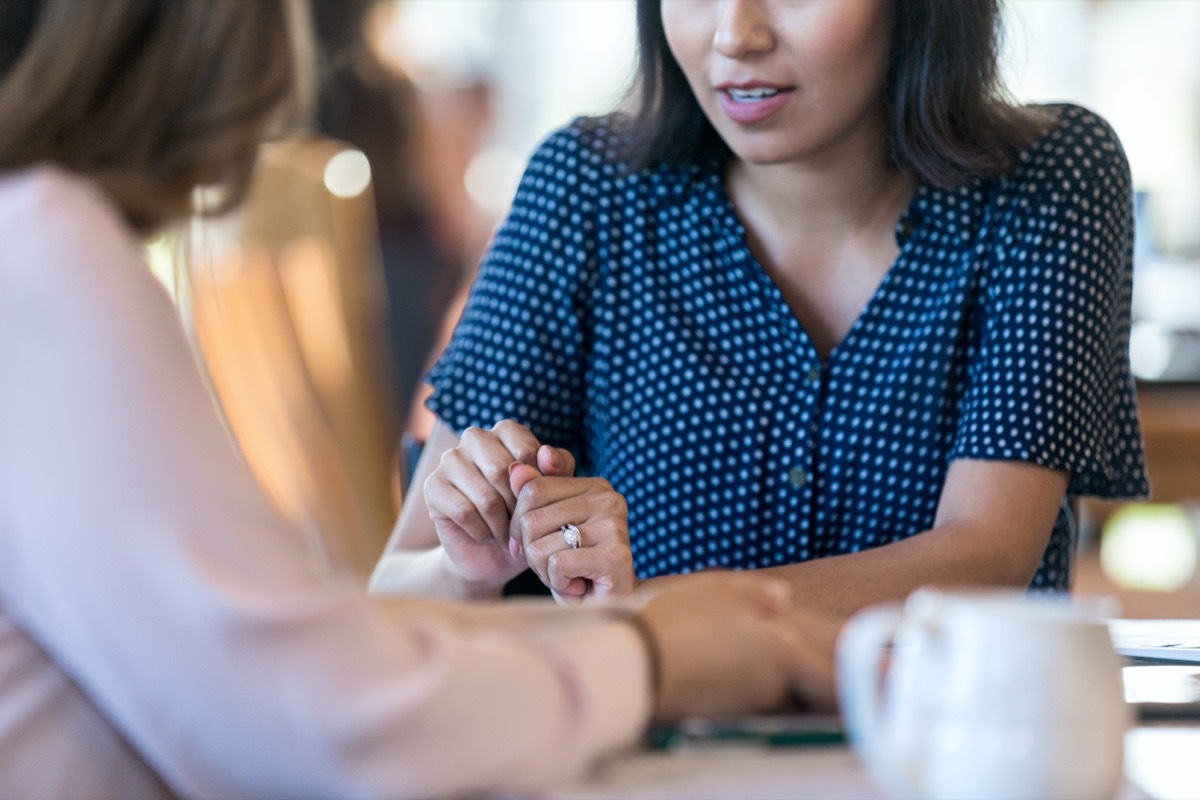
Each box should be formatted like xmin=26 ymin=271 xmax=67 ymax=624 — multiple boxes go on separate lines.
xmin=837 ymin=587 xmax=1130 ymax=800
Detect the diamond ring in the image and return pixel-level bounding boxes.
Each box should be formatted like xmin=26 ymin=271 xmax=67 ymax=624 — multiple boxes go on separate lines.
xmin=560 ymin=523 xmax=582 ymax=549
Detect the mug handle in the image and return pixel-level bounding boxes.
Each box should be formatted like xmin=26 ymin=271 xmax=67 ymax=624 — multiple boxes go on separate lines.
xmin=837 ymin=603 xmax=920 ymax=799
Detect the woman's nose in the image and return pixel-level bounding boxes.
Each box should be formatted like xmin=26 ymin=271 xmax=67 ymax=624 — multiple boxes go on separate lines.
xmin=712 ymin=0 xmax=776 ymax=59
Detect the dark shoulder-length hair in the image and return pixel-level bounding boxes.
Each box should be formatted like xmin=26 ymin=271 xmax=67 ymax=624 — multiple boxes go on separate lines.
xmin=0 ymin=0 xmax=312 ymax=236
xmin=623 ymin=0 xmax=1049 ymax=187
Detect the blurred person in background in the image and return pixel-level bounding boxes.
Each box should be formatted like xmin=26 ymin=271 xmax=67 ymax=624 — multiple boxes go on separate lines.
xmin=372 ymin=0 xmax=1148 ymax=614
xmin=311 ymin=0 xmax=495 ymax=476
xmin=0 ymin=1 xmax=840 ymax=797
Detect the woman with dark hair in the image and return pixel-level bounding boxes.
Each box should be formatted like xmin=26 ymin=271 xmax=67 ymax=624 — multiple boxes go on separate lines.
xmin=0 ymin=1 xmax=837 ymax=796
xmin=373 ymin=0 xmax=1148 ymax=616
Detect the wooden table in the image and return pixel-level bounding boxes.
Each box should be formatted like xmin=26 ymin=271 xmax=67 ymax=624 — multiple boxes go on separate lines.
xmin=549 ymin=383 xmax=1200 ymax=798
xmin=548 ymin=723 xmax=1198 ymax=799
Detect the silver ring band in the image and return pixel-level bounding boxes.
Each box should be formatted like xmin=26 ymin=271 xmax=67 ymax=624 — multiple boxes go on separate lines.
xmin=561 ymin=523 xmax=582 ymax=549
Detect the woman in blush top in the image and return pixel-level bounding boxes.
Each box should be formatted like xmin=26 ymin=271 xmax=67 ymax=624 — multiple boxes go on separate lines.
xmin=0 ymin=2 xmax=839 ymax=797
xmin=372 ymin=0 xmax=1148 ymax=616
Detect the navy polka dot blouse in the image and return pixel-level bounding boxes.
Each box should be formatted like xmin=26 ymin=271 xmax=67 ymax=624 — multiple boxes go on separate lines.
xmin=427 ymin=103 xmax=1149 ymax=591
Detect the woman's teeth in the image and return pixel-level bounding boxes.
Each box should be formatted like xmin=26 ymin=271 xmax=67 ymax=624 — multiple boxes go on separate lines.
xmin=728 ymin=88 xmax=780 ymax=102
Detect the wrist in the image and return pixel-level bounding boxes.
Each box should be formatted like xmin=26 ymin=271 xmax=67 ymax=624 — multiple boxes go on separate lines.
xmin=624 ymin=612 xmax=663 ymax=719
xmin=367 ymin=548 xmax=511 ymax=600
xmin=436 ymin=547 xmax=517 ymax=600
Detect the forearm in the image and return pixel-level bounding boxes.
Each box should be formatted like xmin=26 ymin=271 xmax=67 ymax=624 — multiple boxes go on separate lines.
xmin=641 ymin=520 xmax=1043 ymax=621
xmin=660 ymin=460 xmax=1068 ymax=619
xmin=759 ymin=521 xmax=1043 ymax=619
xmin=370 ymin=422 xmax=509 ymax=599
xmin=369 ymin=545 xmax=507 ymax=600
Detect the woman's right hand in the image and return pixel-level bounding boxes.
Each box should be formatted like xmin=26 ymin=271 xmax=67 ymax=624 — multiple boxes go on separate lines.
xmin=422 ymin=420 xmax=573 ymax=592
xmin=507 ymin=462 xmax=636 ymax=605
xmin=636 ymin=574 xmax=842 ymax=720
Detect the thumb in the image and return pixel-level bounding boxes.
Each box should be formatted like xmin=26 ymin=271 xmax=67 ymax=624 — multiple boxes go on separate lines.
xmin=537 ymin=445 xmax=576 ymax=477
xmin=508 ymin=461 xmax=542 ymax=496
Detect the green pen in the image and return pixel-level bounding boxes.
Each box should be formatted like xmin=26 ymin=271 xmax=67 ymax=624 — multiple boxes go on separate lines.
xmin=647 ymin=714 xmax=847 ymax=751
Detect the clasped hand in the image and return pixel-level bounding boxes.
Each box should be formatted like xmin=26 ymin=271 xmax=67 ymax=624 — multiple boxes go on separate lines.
xmin=424 ymin=420 xmax=636 ymax=603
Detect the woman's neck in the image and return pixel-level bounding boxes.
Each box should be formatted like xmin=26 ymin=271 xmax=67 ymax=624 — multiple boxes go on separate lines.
xmin=721 ymin=115 xmax=919 ymax=358
xmin=724 ymin=114 xmax=914 ymax=245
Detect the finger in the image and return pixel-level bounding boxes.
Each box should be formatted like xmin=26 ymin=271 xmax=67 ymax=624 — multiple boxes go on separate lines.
xmin=511 ymin=477 xmax=626 ymax=545
xmin=571 ymin=544 xmax=637 ymax=598
xmin=508 ymin=462 xmax=542 ymax=498
xmin=537 ymin=445 xmax=576 ymax=477
xmin=491 ymin=419 xmax=542 ymax=465
xmin=511 ymin=479 xmax=587 ymax=551
xmin=458 ymin=426 xmax=525 ymax=515
xmin=547 ymin=546 xmax=637 ymax=600
xmin=517 ymin=518 xmax=568 ymax=587
xmin=513 ymin=489 xmax=629 ymax=573
xmin=506 ymin=462 xmax=542 ymax=558
xmin=520 ymin=510 xmax=597 ymax=588
xmin=775 ymin=613 xmax=842 ymax=713
xmin=425 ymin=478 xmax=493 ymax=544
xmin=438 ymin=449 xmax=513 ymax=546
xmin=550 ymin=584 xmax=588 ymax=606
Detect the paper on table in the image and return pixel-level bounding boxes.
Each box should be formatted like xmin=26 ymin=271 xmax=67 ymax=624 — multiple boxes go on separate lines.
xmin=1109 ymin=619 xmax=1200 ymax=663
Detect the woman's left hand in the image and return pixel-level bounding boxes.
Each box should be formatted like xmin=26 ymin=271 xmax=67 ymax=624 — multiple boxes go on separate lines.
xmin=508 ymin=463 xmax=637 ymax=604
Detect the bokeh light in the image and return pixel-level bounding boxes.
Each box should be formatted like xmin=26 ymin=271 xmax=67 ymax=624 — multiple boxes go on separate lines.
xmin=1101 ymin=503 xmax=1198 ymax=592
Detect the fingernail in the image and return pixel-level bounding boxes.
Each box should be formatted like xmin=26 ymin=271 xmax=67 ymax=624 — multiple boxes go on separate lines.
xmin=508 ymin=462 xmax=520 ymax=477
xmin=509 ymin=537 xmax=522 ymax=559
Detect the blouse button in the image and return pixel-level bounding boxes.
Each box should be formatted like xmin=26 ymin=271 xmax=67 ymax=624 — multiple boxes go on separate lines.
xmin=788 ymin=467 xmax=808 ymax=488
xmin=805 ymin=366 xmax=821 ymax=385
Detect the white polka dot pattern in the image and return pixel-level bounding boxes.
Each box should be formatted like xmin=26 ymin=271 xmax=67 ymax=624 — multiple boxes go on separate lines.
xmin=427 ymin=104 xmax=1149 ymax=591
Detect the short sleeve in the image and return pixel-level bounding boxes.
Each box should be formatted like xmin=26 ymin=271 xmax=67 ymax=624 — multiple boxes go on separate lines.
xmin=951 ymin=106 xmax=1149 ymax=499
xmin=425 ymin=121 xmax=599 ymax=451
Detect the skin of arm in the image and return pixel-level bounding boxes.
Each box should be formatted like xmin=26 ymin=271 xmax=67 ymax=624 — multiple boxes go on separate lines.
xmin=378 ymin=418 xmax=1068 ymax=619
xmin=371 ymin=421 xmax=504 ymax=598
xmin=645 ymin=458 xmax=1070 ymax=620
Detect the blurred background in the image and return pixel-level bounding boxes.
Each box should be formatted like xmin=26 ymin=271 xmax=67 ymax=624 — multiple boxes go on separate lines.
xmin=162 ymin=0 xmax=1200 ymax=608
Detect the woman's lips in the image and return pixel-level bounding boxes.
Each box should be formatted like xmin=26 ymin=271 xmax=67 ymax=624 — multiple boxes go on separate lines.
xmin=717 ymin=87 xmax=793 ymax=124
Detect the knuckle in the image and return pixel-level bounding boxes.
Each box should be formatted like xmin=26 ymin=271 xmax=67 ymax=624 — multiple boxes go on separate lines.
xmin=517 ymin=480 xmax=546 ymax=507
xmin=446 ymin=502 xmax=473 ymax=529
xmin=598 ymin=491 xmax=626 ymax=517
xmin=524 ymin=546 xmax=547 ymax=575
xmin=481 ymin=460 xmax=509 ymax=488
xmin=438 ymin=448 xmax=466 ymax=472
xmin=478 ymin=492 xmax=505 ymax=517
xmin=599 ymin=543 xmax=632 ymax=573
xmin=495 ymin=420 xmax=539 ymax=460
xmin=546 ymin=552 xmax=568 ymax=587
xmin=524 ymin=543 xmax=549 ymax=578
xmin=516 ymin=512 xmax=539 ymax=545
xmin=513 ymin=442 xmax=540 ymax=465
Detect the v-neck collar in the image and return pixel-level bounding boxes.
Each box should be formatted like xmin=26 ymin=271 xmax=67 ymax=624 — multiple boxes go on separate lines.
xmin=695 ymin=167 xmax=941 ymax=366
